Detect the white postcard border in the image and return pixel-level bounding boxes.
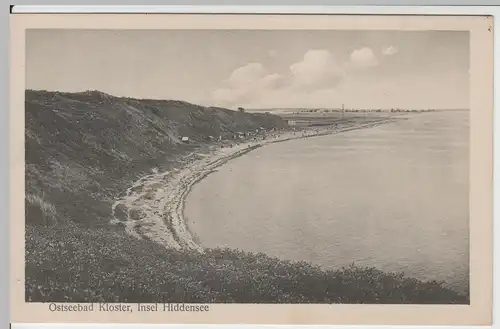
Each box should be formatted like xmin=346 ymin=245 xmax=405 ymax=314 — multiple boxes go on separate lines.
xmin=9 ymin=5 xmax=498 ymax=328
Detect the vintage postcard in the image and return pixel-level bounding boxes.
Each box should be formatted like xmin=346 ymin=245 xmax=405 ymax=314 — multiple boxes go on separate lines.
xmin=10 ymin=12 xmax=493 ymax=325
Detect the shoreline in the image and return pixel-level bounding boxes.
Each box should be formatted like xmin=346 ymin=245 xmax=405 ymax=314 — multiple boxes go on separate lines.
xmin=25 ymin=89 xmax=470 ymax=303
xmin=110 ymin=117 xmax=402 ymax=252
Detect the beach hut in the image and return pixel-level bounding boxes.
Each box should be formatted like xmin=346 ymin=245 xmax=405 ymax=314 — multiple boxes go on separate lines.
xmin=181 ymin=136 xmax=190 ymax=143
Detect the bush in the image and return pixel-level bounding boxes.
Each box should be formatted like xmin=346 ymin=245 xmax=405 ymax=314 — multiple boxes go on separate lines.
xmin=25 ymin=194 xmax=57 ymax=226
xmin=25 ymin=222 xmax=469 ymax=304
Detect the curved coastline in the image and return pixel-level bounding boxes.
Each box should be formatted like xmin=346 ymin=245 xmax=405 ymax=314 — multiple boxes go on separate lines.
xmin=111 ymin=117 xmax=401 ymax=252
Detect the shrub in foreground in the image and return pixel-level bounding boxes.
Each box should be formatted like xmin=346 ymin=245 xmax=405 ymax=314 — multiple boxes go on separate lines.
xmin=25 ymin=222 xmax=468 ymax=304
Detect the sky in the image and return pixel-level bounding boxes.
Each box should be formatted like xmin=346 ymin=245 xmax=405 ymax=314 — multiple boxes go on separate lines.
xmin=26 ymin=29 xmax=469 ymax=110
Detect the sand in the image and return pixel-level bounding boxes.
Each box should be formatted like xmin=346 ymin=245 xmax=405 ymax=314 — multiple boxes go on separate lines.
xmin=110 ymin=118 xmax=400 ymax=252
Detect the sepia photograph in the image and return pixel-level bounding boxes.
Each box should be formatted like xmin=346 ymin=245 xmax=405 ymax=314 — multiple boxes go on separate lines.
xmin=10 ymin=13 xmax=493 ymax=325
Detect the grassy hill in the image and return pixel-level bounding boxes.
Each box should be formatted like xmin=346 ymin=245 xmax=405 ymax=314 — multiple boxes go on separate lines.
xmin=25 ymin=90 xmax=468 ymax=304
xmin=25 ymin=89 xmax=287 ymax=228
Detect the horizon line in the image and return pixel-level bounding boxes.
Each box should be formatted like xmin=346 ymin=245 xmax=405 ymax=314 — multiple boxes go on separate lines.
xmin=25 ymin=89 xmax=469 ymax=112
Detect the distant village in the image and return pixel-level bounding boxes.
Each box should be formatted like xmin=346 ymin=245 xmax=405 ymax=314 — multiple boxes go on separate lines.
xmin=178 ymin=105 xmax=441 ymax=145
xmin=292 ymin=108 xmax=438 ymax=114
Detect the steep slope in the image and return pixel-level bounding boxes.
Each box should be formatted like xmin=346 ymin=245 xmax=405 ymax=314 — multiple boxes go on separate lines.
xmin=25 ymin=89 xmax=287 ymax=228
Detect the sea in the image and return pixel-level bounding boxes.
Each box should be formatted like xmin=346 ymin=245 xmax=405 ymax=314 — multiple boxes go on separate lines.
xmin=184 ymin=111 xmax=469 ymax=293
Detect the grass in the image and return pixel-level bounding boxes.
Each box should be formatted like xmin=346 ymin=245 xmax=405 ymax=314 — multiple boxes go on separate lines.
xmin=143 ymin=190 xmax=155 ymax=200
xmin=25 ymin=222 xmax=468 ymax=304
xmin=25 ymin=194 xmax=58 ymax=227
xmin=24 ymin=89 xmax=469 ymax=304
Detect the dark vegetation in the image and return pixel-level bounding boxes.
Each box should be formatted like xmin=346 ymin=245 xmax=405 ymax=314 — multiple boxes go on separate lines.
xmin=25 ymin=89 xmax=286 ymax=228
xmin=25 ymin=90 xmax=469 ymax=304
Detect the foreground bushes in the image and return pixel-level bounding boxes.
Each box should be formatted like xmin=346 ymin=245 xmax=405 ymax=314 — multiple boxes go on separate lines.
xmin=25 ymin=222 xmax=468 ymax=304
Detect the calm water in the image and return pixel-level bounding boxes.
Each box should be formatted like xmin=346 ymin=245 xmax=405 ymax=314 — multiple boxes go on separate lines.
xmin=185 ymin=111 xmax=469 ymax=293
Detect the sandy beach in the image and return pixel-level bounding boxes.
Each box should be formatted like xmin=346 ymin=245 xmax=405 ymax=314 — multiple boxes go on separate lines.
xmin=110 ymin=117 xmax=401 ymax=252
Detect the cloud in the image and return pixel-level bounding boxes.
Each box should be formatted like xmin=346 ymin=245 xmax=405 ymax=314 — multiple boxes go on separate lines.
xmin=260 ymin=73 xmax=283 ymax=89
xmin=349 ymin=47 xmax=379 ymax=69
xmin=212 ymin=63 xmax=285 ymax=106
xmin=212 ymin=48 xmax=379 ymax=108
xmin=382 ymin=46 xmax=399 ymax=56
xmin=227 ymin=62 xmax=267 ymax=88
xmin=289 ymin=50 xmax=344 ymax=90
xmin=210 ymin=44 xmax=467 ymax=110
xmin=212 ymin=88 xmax=241 ymax=105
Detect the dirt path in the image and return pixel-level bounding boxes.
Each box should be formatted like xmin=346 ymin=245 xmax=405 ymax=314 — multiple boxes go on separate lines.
xmin=110 ymin=118 xmax=401 ymax=252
